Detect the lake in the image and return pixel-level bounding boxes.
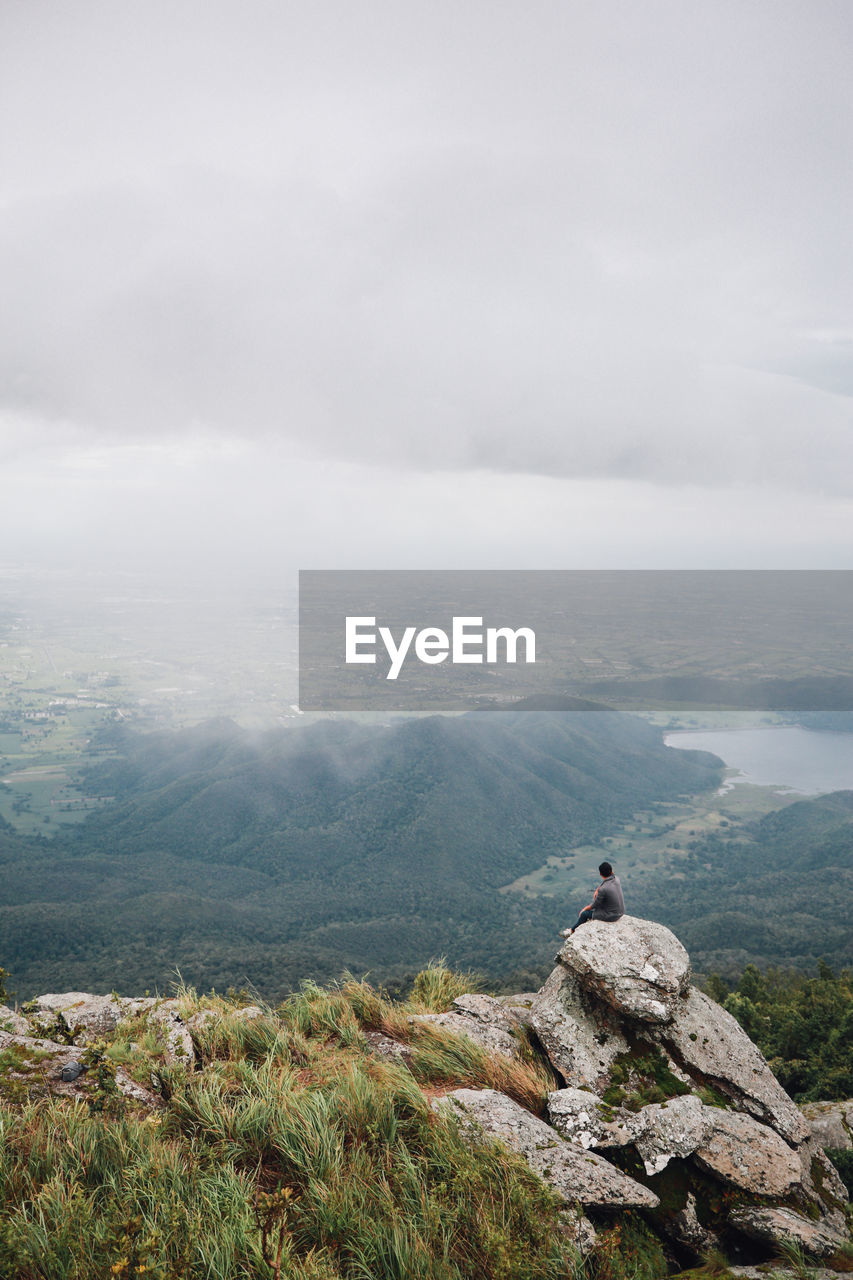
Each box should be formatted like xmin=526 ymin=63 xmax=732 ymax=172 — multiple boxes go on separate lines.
xmin=664 ymin=725 xmax=853 ymax=795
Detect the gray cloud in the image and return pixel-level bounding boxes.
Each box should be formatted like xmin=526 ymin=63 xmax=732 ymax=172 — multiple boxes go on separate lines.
xmin=1 ymin=0 xmax=852 ymax=562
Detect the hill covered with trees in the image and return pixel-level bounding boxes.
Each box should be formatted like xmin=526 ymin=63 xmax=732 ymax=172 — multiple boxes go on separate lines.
xmin=0 ymin=709 xmax=721 ymax=999
xmin=635 ymin=790 xmax=853 ymax=976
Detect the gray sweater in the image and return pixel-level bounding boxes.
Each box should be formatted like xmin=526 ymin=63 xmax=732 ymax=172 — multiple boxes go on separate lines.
xmin=591 ymin=874 xmax=625 ymax=922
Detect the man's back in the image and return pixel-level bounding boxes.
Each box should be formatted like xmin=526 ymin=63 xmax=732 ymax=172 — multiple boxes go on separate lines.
xmin=592 ymin=874 xmax=624 ymax=922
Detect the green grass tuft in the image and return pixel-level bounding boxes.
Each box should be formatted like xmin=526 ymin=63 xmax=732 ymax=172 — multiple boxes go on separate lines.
xmin=0 ymin=975 xmax=585 ymax=1279
xmin=407 ymin=959 xmax=483 ymax=1013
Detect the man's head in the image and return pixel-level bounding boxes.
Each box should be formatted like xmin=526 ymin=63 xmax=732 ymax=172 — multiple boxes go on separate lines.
xmin=598 ymin=861 xmax=613 ymax=878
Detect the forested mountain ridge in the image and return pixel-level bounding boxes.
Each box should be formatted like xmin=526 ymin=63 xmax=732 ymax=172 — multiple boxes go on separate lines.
xmin=0 ymin=710 xmax=721 ymax=999
xmin=72 ymin=711 xmax=721 ymax=883
xmin=636 ymin=789 xmax=853 ymax=974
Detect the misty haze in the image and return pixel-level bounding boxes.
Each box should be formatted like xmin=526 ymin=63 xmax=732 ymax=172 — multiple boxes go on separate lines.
xmin=2 ymin=3 xmax=853 ymax=1275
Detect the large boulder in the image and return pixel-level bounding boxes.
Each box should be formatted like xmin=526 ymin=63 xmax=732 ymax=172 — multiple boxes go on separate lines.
xmin=729 ymin=1204 xmax=849 ymax=1259
xmin=657 ymin=987 xmax=809 ymax=1145
xmin=432 ymin=1087 xmax=659 ymax=1210
xmin=555 ymin=916 xmax=691 ymax=1023
xmin=801 ymin=1100 xmax=853 ymax=1151
xmin=529 ymin=967 xmax=629 ymax=1090
xmin=692 ymin=1108 xmax=802 ymax=1196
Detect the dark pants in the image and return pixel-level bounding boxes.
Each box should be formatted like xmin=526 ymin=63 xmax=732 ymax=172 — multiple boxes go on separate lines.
xmin=571 ymin=907 xmax=594 ymax=932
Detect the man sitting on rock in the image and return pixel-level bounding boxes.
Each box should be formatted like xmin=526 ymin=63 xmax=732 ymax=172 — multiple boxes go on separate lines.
xmin=561 ymin=861 xmax=625 ymax=937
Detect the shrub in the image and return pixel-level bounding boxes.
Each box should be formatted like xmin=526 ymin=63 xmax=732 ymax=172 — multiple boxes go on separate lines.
xmin=408 ymin=958 xmax=482 ymax=1013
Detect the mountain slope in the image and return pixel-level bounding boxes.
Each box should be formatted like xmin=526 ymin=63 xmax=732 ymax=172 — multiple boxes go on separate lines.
xmin=0 ymin=709 xmax=721 ymax=998
xmin=633 ymin=790 xmax=853 ymax=974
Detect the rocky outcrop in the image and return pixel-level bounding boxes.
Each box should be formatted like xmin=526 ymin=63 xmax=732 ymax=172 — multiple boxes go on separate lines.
xmin=529 ymin=966 xmax=630 ymax=1089
xmin=547 ymin=1086 xmax=804 ymax=1194
xmin=496 ymin=992 xmax=539 ymax=1029
xmin=0 ymin=1025 xmax=157 ymax=1107
xmin=555 ymin=1207 xmax=598 ymax=1256
xmin=627 ymin=1094 xmax=713 ymax=1174
xmin=408 ymin=1012 xmax=520 ymax=1060
xmin=139 ymin=1000 xmax=195 ymax=1065
xmin=363 ymin=1031 xmax=413 ymax=1063
xmin=451 ymin=993 xmax=530 ymax=1034
xmin=547 ymin=1086 xmax=633 ymax=1149
xmin=554 ymin=916 xmax=691 ymax=1023
xmin=3 ymin=923 xmax=850 ymax=1270
xmin=0 ymin=1004 xmax=32 ymax=1035
xmin=432 ymin=1087 xmax=659 ymax=1210
xmin=658 ymin=986 xmax=809 ymax=1145
xmin=115 ymin=1067 xmax=165 ymax=1109
xmin=0 ymin=993 xmax=196 ymax=1106
xmin=186 ymin=1004 xmax=264 ymax=1035
xmin=28 ymin=992 xmax=157 ymax=1039
xmin=0 ymin=1026 xmax=86 ymax=1099
xmin=692 ymin=1108 xmax=802 ymax=1196
xmin=732 ymin=1269 xmax=851 ymax=1280
xmin=802 ymin=1100 xmax=853 ymax=1151
xmin=525 ymin=915 xmax=849 ymax=1260
xmin=729 ymin=1203 xmax=849 ymax=1258
xmin=667 ymin=1190 xmax=718 ymax=1255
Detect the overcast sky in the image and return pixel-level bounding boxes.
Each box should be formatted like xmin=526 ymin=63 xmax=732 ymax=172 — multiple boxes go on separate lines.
xmin=2 ymin=0 xmax=852 ymax=583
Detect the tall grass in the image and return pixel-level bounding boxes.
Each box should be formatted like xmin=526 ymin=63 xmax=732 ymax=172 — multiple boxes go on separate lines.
xmin=280 ymin=980 xmax=367 ymax=1047
xmin=163 ymin=1050 xmax=579 ymax=1280
xmin=407 ymin=959 xmax=482 ymax=1013
xmin=317 ymin=969 xmax=559 ymax=1114
xmin=0 ymin=1100 xmax=265 ymax=1279
xmin=406 ymin=1023 xmax=558 ymax=1114
xmin=0 ymin=967 xmax=584 ymax=1279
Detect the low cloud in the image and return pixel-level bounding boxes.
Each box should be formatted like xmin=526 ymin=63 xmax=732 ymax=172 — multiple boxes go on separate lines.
xmin=1 ymin=0 xmax=852 ymax=572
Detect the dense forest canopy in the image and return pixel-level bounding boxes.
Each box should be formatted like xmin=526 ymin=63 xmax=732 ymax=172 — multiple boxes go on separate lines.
xmin=1 ymin=710 xmax=721 ymax=998
xmin=3 ymin=710 xmax=853 ymax=1007
xmin=710 ymin=961 xmax=853 ymax=1102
